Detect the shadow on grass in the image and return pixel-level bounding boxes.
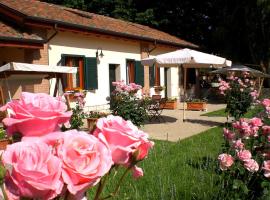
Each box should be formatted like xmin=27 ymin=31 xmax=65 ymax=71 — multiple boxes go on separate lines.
xmin=145 ymin=115 xmax=177 ymax=124
xmin=185 ymin=118 xmax=224 ymax=126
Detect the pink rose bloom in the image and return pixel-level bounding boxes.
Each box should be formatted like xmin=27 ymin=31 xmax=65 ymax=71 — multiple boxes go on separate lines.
xmin=244 ymin=159 xmax=259 ymax=172
xmin=262 ymin=126 xmax=270 ymax=135
xmin=263 ymin=160 xmax=270 ymax=178
xmin=56 ymin=130 xmax=112 ymax=196
xmin=2 ymin=141 xmax=63 ymax=199
xmin=218 ymin=153 xmax=234 ymax=170
xmin=262 ymin=99 xmax=270 ymax=108
xmin=132 ymin=166 xmax=144 ymax=179
xmin=250 ymin=117 xmax=263 ymax=127
xmin=93 ymin=115 xmax=154 ymax=165
xmin=233 ymin=139 xmax=244 ymax=149
xmin=237 ymin=149 xmax=252 ymax=161
xmin=223 ymin=128 xmax=235 ymax=141
xmin=0 ymin=92 xmax=72 ymax=137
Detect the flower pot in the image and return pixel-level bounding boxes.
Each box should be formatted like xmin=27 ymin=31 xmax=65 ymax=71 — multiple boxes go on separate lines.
xmin=87 ymin=118 xmax=98 ymax=133
xmin=0 ymin=138 xmax=10 ymax=150
xmin=160 ymin=101 xmax=177 ymax=109
xmin=186 ymin=102 xmax=207 ymax=111
xmin=211 ymin=82 xmax=220 ymax=88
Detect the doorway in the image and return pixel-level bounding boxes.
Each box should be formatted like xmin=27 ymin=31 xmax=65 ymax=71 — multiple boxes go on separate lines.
xmin=164 ymin=68 xmax=168 ymax=98
xmin=109 ymin=64 xmax=117 ymax=95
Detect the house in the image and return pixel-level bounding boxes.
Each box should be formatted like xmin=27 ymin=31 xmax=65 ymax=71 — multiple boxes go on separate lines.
xmin=0 ymin=0 xmax=198 ymax=109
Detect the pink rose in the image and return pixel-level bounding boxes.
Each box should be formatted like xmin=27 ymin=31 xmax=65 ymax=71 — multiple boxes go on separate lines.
xmin=0 ymin=92 xmax=72 ymax=137
xmin=223 ymin=128 xmax=235 ymax=141
xmin=262 ymin=99 xmax=270 ymax=108
xmin=94 ymin=115 xmax=154 ymax=165
xmin=132 ymin=166 xmax=144 ymax=179
xmin=237 ymin=150 xmax=252 ymax=161
xmin=262 ymin=126 xmax=270 ymax=135
xmin=263 ymin=160 xmax=270 ymax=178
xmin=2 ymin=141 xmax=63 ymax=199
xmin=244 ymin=159 xmax=259 ymax=172
xmin=218 ymin=153 xmax=234 ymax=170
xmin=56 ymin=130 xmax=112 ymax=196
xmin=233 ymin=139 xmax=244 ymax=149
xmin=250 ymin=117 xmax=263 ymax=127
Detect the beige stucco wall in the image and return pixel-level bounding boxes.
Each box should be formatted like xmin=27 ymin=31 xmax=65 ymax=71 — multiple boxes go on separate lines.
xmin=48 ymin=31 xmax=181 ymax=108
xmin=48 ymin=31 xmax=141 ymax=108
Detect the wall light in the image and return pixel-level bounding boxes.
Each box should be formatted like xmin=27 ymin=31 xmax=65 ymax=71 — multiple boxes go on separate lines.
xmin=96 ymin=48 xmax=104 ymax=58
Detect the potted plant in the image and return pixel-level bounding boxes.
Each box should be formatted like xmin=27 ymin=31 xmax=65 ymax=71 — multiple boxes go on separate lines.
xmin=186 ymin=98 xmax=207 ymax=111
xmin=86 ymin=111 xmax=109 ymax=133
xmin=0 ymin=128 xmax=10 ymax=150
xmin=160 ymin=97 xmax=178 ymax=109
xmin=154 ymin=85 xmax=165 ymax=94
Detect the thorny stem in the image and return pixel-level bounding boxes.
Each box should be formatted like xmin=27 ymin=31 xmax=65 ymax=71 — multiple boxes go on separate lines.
xmin=99 ymin=167 xmax=132 ymax=200
xmin=94 ymin=173 xmax=109 ymax=200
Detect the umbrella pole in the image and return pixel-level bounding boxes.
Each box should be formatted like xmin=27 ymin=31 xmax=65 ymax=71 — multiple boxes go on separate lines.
xmin=183 ymin=67 xmax=187 ymax=122
xmin=258 ymin=77 xmax=264 ymax=97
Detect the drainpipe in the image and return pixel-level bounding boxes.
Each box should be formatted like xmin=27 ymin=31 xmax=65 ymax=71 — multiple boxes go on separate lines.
xmin=147 ymin=40 xmax=157 ymax=56
xmin=46 ymin=24 xmax=58 ymax=43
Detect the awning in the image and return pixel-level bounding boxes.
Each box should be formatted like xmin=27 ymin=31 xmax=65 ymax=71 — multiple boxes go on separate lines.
xmin=141 ymin=48 xmax=232 ymax=68
xmin=0 ymin=62 xmax=77 ymax=74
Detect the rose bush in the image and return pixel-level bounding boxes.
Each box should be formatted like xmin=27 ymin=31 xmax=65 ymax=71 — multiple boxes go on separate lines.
xmin=218 ymin=73 xmax=258 ymax=119
xmin=217 ymin=98 xmax=270 ymax=199
xmin=109 ymin=81 xmax=148 ymax=127
xmin=0 ymin=92 xmax=154 ymax=200
xmin=0 ymin=92 xmax=71 ymax=137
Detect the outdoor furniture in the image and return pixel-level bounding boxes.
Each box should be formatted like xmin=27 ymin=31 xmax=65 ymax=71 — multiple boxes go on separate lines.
xmin=147 ymin=95 xmax=166 ymax=122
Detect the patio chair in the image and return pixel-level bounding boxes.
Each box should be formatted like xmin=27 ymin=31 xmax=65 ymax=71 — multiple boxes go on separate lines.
xmin=147 ymin=96 xmax=166 ymax=122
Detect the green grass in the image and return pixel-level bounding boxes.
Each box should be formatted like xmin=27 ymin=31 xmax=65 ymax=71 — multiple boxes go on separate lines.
xmin=88 ymin=127 xmax=224 ymax=200
xmin=201 ymin=105 xmax=264 ymax=118
xmin=201 ymin=108 xmax=227 ymax=117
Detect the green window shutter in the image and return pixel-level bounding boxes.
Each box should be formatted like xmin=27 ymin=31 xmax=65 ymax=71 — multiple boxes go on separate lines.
xmin=135 ymin=61 xmax=144 ymax=87
xmin=84 ymin=57 xmax=98 ymax=90
xmin=61 ymin=54 xmax=67 ymax=89
xmin=149 ymin=65 xmax=155 ymax=87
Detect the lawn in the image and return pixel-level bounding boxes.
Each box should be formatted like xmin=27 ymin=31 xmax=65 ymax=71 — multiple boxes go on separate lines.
xmin=88 ymin=126 xmax=224 ymax=200
xmin=201 ymin=105 xmax=264 ymax=118
xmin=88 ymin=106 xmax=264 ymax=200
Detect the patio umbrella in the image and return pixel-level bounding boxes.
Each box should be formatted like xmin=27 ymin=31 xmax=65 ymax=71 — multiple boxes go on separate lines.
xmin=141 ymin=48 xmax=232 ymax=122
xmin=210 ymin=64 xmax=270 ymax=78
xmin=141 ymin=48 xmax=232 ymax=68
xmin=210 ymin=64 xmax=270 ymax=95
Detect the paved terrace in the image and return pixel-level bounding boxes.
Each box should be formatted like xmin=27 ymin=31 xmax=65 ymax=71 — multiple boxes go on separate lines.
xmin=142 ymin=103 xmax=226 ymax=142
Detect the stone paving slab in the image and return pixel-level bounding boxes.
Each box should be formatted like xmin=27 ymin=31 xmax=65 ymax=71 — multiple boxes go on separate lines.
xmin=141 ymin=103 xmax=226 ymax=142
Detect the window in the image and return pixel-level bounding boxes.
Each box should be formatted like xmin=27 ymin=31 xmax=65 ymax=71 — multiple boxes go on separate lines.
xmin=126 ymin=60 xmax=144 ymax=86
xmin=61 ymin=54 xmax=98 ymax=90
xmin=64 ymin=56 xmax=84 ymax=90
xmin=149 ymin=65 xmax=160 ymax=86
xmin=126 ymin=60 xmax=135 ymax=83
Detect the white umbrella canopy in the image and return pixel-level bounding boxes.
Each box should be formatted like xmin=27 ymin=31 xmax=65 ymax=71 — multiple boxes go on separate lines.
xmin=141 ymin=48 xmax=232 ymax=68
xmin=210 ymin=64 xmax=270 ymax=78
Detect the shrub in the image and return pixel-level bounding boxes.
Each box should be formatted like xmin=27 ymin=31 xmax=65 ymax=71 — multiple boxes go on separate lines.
xmin=110 ymin=81 xmax=148 ymax=127
xmin=217 ymin=99 xmax=270 ymax=199
xmin=218 ymin=72 xmax=258 ymax=120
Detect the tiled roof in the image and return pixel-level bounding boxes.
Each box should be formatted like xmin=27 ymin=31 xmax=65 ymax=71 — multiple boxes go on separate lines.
xmin=0 ymin=20 xmax=43 ymax=41
xmin=0 ymin=0 xmax=198 ymax=48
